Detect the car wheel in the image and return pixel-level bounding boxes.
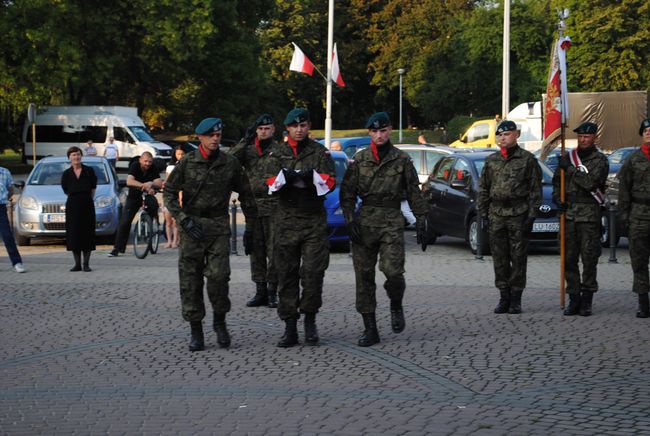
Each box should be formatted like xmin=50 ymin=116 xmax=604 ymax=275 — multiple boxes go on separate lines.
xmin=600 ymin=213 xmax=620 ymax=248
xmin=15 ymin=233 xmax=30 ymax=246
xmin=467 ymin=216 xmax=490 ymax=255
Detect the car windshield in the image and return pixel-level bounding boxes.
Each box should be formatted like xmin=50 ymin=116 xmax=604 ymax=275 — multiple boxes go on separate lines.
xmin=128 ymin=126 xmax=155 ymax=142
xmin=333 ymin=157 xmax=348 ymax=187
xmin=472 ymin=158 xmax=553 ymax=184
xmin=29 ymin=161 xmax=111 ymax=185
xmin=609 ymin=148 xmax=635 ymax=164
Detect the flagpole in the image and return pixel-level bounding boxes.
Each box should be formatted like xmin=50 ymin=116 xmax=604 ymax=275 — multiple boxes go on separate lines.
xmin=501 ymin=0 xmax=510 ymax=119
xmin=324 ymin=0 xmax=334 ymax=149
xmin=557 ymin=11 xmax=568 ymax=310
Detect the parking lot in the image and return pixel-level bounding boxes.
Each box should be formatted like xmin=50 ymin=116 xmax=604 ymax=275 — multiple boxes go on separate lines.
xmin=1 ymin=231 xmax=647 ymax=435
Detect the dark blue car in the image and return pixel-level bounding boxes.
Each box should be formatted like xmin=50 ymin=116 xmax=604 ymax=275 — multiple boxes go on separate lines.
xmin=325 ymin=151 xmax=351 ymax=251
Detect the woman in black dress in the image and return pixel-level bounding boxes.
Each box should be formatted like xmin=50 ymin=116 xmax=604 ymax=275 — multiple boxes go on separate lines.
xmin=61 ymin=146 xmax=97 ymax=271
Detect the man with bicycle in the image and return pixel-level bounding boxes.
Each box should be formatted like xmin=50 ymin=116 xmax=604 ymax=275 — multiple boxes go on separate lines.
xmin=164 ymin=117 xmax=258 ymax=352
xmin=109 ymin=152 xmax=162 ymax=257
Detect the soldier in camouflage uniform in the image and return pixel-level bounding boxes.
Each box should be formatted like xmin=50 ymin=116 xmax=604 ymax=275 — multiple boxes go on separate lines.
xmin=478 ymin=120 xmax=542 ymax=314
xmin=340 ymin=112 xmax=428 ymax=347
xmin=164 ymin=117 xmax=258 ymax=352
xmin=266 ymin=108 xmax=336 ymax=347
xmin=229 ymin=114 xmax=279 ymax=308
xmin=552 ymin=122 xmax=609 ymax=316
xmin=618 ymin=118 xmax=650 ymax=318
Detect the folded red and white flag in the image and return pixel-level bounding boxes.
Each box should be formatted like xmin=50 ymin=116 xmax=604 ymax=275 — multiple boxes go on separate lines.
xmin=267 ymin=169 xmax=335 ymax=196
xmin=289 ymin=43 xmax=315 ymax=76
xmin=332 ymin=43 xmax=345 ymax=87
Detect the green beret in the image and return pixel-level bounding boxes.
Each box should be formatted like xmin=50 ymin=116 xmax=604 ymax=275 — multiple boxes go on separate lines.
xmin=573 ymin=122 xmax=597 ymax=134
xmin=365 ymin=112 xmax=391 ymax=129
xmin=195 ymin=117 xmax=223 ymax=135
xmin=283 ymin=108 xmax=310 ymax=126
xmin=255 ymin=113 xmax=274 ymax=127
xmin=496 ymin=120 xmax=517 ymax=134
xmin=640 ymin=118 xmax=650 ymax=136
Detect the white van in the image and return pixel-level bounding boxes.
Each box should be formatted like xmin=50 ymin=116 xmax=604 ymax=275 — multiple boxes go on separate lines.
xmin=22 ymin=106 xmax=172 ymax=168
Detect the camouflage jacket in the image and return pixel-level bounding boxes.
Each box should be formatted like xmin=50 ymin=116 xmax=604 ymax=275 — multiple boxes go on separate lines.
xmin=266 ymin=138 xmax=336 ymax=218
xmin=340 ymin=142 xmax=427 ymax=228
xmin=163 ymin=149 xmax=258 ymax=236
xmin=618 ymin=149 xmax=650 ymax=221
xmin=552 ymin=148 xmax=609 ymax=222
xmin=478 ymin=145 xmax=542 ymax=218
xmin=229 ymin=138 xmax=279 ymax=217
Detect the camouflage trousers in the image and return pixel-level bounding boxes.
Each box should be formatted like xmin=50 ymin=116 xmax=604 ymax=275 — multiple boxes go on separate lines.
xmin=629 ymin=219 xmax=650 ymax=294
xmin=249 ymin=215 xmax=277 ymax=284
xmin=178 ymin=233 xmax=231 ymax=322
xmin=564 ymin=220 xmax=601 ymax=294
xmin=488 ymin=214 xmax=529 ymax=292
xmin=274 ymin=214 xmax=329 ymax=320
xmin=352 ymin=225 xmax=405 ymax=314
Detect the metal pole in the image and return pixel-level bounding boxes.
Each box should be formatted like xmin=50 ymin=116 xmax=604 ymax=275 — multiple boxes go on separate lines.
xmin=608 ymin=202 xmax=618 ymax=263
xmin=501 ymin=0 xmax=510 ymax=119
xmin=398 ymin=68 xmax=405 ymax=143
xmin=230 ymin=199 xmax=238 ymax=255
xmin=324 ymin=0 xmax=334 ymax=149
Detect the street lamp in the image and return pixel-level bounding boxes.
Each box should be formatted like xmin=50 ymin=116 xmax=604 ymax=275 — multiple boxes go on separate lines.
xmin=397 ymin=68 xmax=405 ymax=143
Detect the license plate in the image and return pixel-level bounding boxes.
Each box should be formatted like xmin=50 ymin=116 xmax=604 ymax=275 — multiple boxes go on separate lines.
xmin=45 ymin=214 xmax=65 ymax=223
xmin=532 ymin=222 xmax=559 ymax=232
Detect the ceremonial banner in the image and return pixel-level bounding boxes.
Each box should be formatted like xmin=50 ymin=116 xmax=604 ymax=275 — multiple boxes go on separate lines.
xmin=540 ymin=36 xmax=571 ymax=160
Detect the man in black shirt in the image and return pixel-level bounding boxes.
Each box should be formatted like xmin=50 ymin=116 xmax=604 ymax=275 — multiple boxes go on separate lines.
xmin=109 ymin=152 xmax=163 ymax=257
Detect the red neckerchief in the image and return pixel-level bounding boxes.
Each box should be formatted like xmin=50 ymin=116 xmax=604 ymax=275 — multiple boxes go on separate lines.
xmin=254 ymin=137 xmax=263 ymax=156
xmin=642 ymin=143 xmax=650 ymax=159
xmin=370 ymin=140 xmax=380 ymax=162
xmin=500 ymin=146 xmax=508 ymax=159
xmin=199 ymin=144 xmax=210 ymax=160
xmin=287 ymin=137 xmax=298 ymax=157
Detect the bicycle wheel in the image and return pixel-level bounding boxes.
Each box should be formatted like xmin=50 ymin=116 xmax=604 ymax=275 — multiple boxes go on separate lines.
xmin=150 ymin=215 xmax=161 ymax=254
xmin=133 ymin=213 xmax=152 ymax=259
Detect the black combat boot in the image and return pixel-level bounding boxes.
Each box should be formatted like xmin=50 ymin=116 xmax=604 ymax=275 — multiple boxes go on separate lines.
xmin=563 ymin=293 xmax=581 ymax=316
xmin=82 ymin=250 xmax=92 ymax=272
xmin=70 ymin=251 xmax=82 ymax=272
xmin=213 ymin=312 xmax=231 ymax=348
xmin=304 ymin=313 xmax=319 ymax=345
xmin=246 ymin=282 xmax=268 ymax=307
xmin=267 ymin=283 xmax=278 ymax=308
xmin=358 ymin=313 xmax=380 ymax=347
xmin=637 ymin=293 xmax=650 ymax=319
xmin=579 ymin=291 xmax=593 ymax=317
xmin=494 ymin=290 xmax=510 ymax=314
xmin=390 ymin=300 xmax=405 ymax=333
xmin=277 ymin=317 xmax=299 ymax=347
xmin=189 ymin=321 xmax=204 ymax=352
xmin=508 ymin=291 xmax=522 ymax=314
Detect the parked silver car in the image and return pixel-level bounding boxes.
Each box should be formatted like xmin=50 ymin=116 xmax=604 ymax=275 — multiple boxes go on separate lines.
xmin=13 ymin=156 xmax=122 ymax=245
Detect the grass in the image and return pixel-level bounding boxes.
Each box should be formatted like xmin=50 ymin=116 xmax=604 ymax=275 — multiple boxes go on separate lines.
xmin=0 ymin=150 xmax=33 ymax=173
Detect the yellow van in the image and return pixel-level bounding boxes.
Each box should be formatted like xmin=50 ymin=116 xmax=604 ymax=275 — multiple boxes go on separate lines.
xmin=449 ymin=119 xmax=497 ymax=148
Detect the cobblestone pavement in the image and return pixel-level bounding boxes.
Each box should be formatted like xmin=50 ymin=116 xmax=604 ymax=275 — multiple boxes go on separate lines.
xmin=1 ymin=234 xmax=648 ymax=435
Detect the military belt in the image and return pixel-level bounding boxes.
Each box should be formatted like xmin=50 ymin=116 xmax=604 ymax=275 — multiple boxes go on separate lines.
xmin=279 ymin=197 xmax=323 ymax=211
xmin=567 ymin=193 xmax=598 ymax=204
xmin=491 ymin=197 xmax=528 ymax=208
xmin=184 ymin=207 xmax=228 ymax=218
xmin=361 ymin=197 xmax=401 ymax=209
xmin=632 ymin=196 xmax=650 ymax=206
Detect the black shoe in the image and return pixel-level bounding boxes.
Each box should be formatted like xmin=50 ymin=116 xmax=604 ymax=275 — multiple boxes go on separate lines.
xmin=358 ymin=313 xmax=380 ymax=347
xmin=564 ymin=293 xmax=580 ymax=316
xmin=267 ymin=283 xmax=278 ymax=308
xmin=508 ymin=291 xmax=522 ymax=314
xmin=277 ymin=317 xmax=299 ymax=347
xmin=213 ymin=312 xmax=231 ymax=348
xmin=494 ymin=290 xmax=510 ymax=314
xmin=70 ymin=265 xmax=82 ymax=272
xmin=304 ymin=313 xmax=319 ymax=345
xmin=637 ymin=293 xmax=650 ymax=319
xmin=189 ymin=321 xmax=204 ymax=352
xmin=579 ymin=291 xmax=593 ymax=317
xmin=390 ymin=300 xmax=405 ymax=333
xmin=246 ymin=282 xmax=268 ymax=307
xmin=107 ymin=250 xmax=119 ymax=257
xmin=83 ymin=264 xmax=92 ymax=272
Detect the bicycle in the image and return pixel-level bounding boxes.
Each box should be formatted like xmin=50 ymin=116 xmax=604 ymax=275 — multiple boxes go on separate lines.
xmin=133 ymin=191 xmax=165 ymax=259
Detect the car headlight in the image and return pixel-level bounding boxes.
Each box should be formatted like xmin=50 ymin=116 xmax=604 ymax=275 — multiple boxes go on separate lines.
xmin=94 ymin=196 xmax=113 ymax=209
xmin=19 ymin=195 xmax=39 ymax=210
xmin=333 ymin=207 xmax=343 ymax=215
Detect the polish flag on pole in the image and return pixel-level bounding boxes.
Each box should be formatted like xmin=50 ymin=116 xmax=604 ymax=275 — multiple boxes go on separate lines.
xmin=540 ymin=36 xmax=571 ymax=158
xmin=332 ymin=43 xmax=346 ymax=87
xmin=289 ymin=42 xmax=315 ymax=76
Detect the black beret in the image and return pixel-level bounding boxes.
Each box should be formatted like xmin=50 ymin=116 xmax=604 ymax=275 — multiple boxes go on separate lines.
xmin=195 ymin=117 xmax=223 ymax=135
xmin=639 ymin=118 xmax=650 ymax=136
xmin=365 ymin=112 xmax=391 ymax=129
xmin=283 ymin=108 xmax=310 ymax=125
xmin=255 ymin=113 xmax=274 ymax=127
xmin=496 ymin=120 xmax=517 ymax=134
xmin=573 ymin=122 xmax=597 ymax=134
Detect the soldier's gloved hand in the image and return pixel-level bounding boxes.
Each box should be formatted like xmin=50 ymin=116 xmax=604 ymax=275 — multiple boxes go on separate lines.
xmin=415 ymin=218 xmax=428 ymax=251
xmin=243 ymin=219 xmax=256 ymax=256
xmin=298 ymin=168 xmax=314 ymax=182
xmin=282 ymin=168 xmax=299 ymax=183
xmin=349 ymin=221 xmax=363 ymax=245
xmin=522 ymin=215 xmax=536 ymax=235
xmin=556 ymin=202 xmax=569 ymax=213
xmin=245 ymin=124 xmax=257 ymax=144
xmin=180 ymin=217 xmax=203 ymax=241
xmin=558 ymin=155 xmax=571 ymax=170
